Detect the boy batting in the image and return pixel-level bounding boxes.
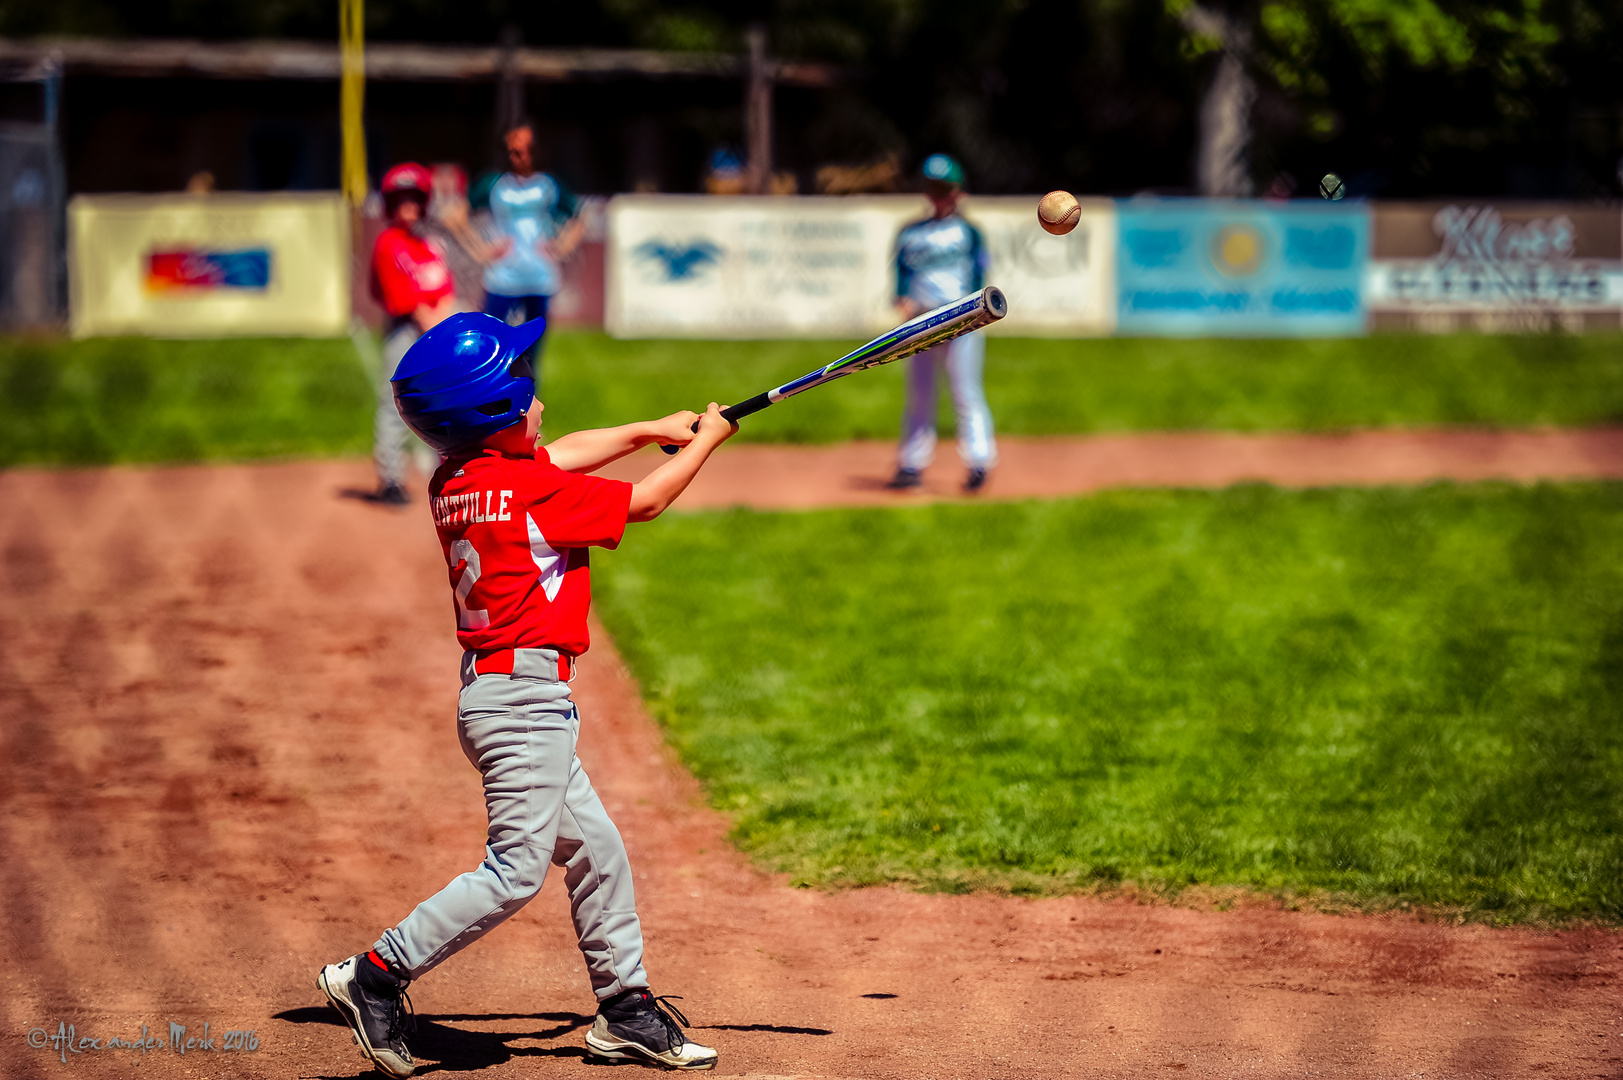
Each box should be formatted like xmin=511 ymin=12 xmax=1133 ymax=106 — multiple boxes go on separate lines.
xmin=316 ymin=311 xmax=734 ymax=1076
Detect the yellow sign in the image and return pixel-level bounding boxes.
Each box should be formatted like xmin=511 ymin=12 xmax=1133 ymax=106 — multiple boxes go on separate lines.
xmin=69 ymin=193 xmax=350 ymax=338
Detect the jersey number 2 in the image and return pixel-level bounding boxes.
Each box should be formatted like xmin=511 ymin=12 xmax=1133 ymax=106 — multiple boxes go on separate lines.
xmin=450 ymin=539 xmax=491 ymax=630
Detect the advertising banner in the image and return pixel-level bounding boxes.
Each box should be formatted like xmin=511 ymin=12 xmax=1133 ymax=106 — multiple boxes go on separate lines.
xmin=1367 ymin=203 xmax=1623 ymax=331
xmin=607 ymin=195 xmax=911 ymax=338
xmin=605 ymin=194 xmax=1115 ymax=338
xmin=1116 ymin=200 xmax=1369 ymax=336
xmin=70 ymin=193 xmax=350 ymax=338
xmin=962 ymin=196 xmax=1115 ymax=336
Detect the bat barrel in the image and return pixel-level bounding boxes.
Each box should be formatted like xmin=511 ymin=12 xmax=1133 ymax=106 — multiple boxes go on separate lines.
xmin=659 ymin=286 xmax=1009 ymax=454
xmin=805 ymin=285 xmax=1008 ymax=386
xmin=985 ymin=286 xmax=1007 ymax=319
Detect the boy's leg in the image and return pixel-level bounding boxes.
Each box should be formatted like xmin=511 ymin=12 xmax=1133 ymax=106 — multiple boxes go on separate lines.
xmin=891 ymin=348 xmax=942 ymax=485
xmin=944 ymin=331 xmax=997 ymax=470
xmin=483 ymin=292 xmax=517 ymax=321
xmin=550 ymin=705 xmax=718 ymax=1070
xmin=373 ymin=323 xmax=418 ymax=497
xmin=551 ymin=726 xmax=649 ymax=1000
xmin=372 ymin=671 xmax=576 ymax=979
xmin=521 ymin=294 xmax=550 ymax=392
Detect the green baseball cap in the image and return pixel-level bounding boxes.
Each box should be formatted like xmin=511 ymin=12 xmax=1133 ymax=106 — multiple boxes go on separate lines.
xmin=921 ymin=153 xmax=965 ymax=187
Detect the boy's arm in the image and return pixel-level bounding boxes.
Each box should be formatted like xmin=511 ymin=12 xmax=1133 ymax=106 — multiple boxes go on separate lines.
xmin=894 ymin=232 xmax=922 ymax=317
xmin=627 ymin=403 xmax=736 ymax=522
xmin=546 ymin=410 xmax=700 ymax=474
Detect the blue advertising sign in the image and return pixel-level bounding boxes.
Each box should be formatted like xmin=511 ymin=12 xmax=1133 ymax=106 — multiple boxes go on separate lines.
xmin=1116 ymin=200 xmax=1370 ymax=336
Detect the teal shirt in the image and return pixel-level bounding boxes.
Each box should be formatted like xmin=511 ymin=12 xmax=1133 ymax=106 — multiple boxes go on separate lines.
xmin=484 ymin=172 xmax=577 ymax=297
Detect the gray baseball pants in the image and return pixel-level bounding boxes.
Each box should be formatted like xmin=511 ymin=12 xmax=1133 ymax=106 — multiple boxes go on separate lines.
xmin=373 ymin=648 xmax=650 ymax=999
xmin=369 ymin=321 xmax=440 ymax=490
xmin=896 ymin=330 xmax=997 ymax=472
xmin=372 ymin=322 xmax=418 ymax=490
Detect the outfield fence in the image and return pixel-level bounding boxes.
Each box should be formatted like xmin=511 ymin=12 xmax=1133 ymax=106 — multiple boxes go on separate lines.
xmin=604 ymin=196 xmax=1621 ymax=339
xmin=51 ymin=192 xmax=1623 ymax=339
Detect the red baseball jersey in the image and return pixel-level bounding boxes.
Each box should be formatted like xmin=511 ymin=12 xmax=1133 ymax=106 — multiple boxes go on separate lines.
xmin=429 ymin=447 xmax=632 ymax=657
xmin=371 ymin=224 xmax=454 ymax=318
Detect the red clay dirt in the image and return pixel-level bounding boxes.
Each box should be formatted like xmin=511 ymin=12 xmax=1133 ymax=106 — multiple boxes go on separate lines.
xmin=598 ymin=428 xmax=1623 ymax=508
xmin=1 ymin=438 xmax=1620 ymax=1080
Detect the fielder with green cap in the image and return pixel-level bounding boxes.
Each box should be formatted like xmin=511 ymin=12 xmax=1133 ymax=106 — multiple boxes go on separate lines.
xmin=887 ymin=153 xmax=998 ymax=493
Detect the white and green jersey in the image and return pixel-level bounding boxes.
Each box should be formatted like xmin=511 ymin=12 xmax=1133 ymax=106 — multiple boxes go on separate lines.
xmin=894 ymin=213 xmax=988 ymax=309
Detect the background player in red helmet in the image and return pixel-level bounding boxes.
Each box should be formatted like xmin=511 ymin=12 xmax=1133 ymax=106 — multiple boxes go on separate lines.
xmin=368 ymin=162 xmax=458 ymax=504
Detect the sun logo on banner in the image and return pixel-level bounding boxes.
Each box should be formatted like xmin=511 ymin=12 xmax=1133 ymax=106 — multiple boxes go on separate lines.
xmin=1209 ymin=224 xmax=1266 ymax=277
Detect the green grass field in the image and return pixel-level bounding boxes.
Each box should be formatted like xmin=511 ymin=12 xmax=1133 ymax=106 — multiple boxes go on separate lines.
xmin=545 ymin=330 xmax=1623 ymax=441
xmin=0 ymin=336 xmax=371 ymax=466
xmin=3 ymin=330 xmax=1620 ymax=465
xmin=595 ymin=483 xmax=1623 ymax=922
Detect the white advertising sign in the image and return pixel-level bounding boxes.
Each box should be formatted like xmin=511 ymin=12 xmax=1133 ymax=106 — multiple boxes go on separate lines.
xmin=606 ymin=194 xmax=1115 ymax=338
xmin=607 ymin=195 xmax=913 ymax=338
xmin=1367 ymin=204 xmax=1623 ymax=313
xmin=962 ymin=196 xmax=1115 ymax=336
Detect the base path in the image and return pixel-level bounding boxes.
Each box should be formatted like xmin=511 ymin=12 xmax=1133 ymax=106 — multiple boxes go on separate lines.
xmin=0 ymin=456 xmax=1618 ymax=1080
xmin=599 ymin=428 xmax=1623 ymax=509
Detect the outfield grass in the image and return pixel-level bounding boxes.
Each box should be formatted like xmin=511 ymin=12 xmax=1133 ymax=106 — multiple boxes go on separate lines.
xmin=0 ymin=336 xmax=371 ymax=466
xmin=544 ymin=330 xmax=1623 ymax=440
xmin=3 ymin=331 xmax=1620 ymax=466
xmin=596 ymin=483 xmax=1623 ymax=922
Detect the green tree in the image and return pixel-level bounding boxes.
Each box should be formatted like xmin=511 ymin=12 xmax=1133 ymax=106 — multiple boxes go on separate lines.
xmin=1168 ymin=0 xmax=1569 ymax=195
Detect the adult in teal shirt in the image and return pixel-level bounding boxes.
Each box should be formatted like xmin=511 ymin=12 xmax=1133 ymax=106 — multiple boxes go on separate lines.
xmin=483 ymin=121 xmax=583 ymax=383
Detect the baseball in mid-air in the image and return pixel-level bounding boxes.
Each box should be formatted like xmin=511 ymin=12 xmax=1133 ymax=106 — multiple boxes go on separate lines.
xmin=1037 ymin=190 xmax=1082 ymax=235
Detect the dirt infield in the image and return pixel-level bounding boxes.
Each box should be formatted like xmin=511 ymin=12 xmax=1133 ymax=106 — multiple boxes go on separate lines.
xmin=596 ymin=428 xmax=1623 ymax=508
xmin=1 ymin=444 xmax=1620 ymax=1079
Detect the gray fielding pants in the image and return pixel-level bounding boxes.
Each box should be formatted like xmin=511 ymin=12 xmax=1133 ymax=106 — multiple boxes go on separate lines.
xmin=373 ymin=649 xmax=649 ymax=999
xmin=370 ymin=322 xmax=440 ymax=489
xmin=372 ymin=322 xmax=418 ymax=490
xmin=896 ymin=330 xmax=997 ymax=472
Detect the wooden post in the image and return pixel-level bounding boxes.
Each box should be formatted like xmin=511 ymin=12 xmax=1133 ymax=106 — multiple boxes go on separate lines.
xmin=339 ymin=0 xmax=366 ymax=207
xmin=745 ymin=24 xmax=771 ymax=194
xmin=495 ymin=23 xmax=524 ymax=159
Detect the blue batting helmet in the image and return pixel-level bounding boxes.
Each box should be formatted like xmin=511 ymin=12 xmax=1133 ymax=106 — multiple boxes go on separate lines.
xmin=391 ymin=312 xmax=545 ymax=454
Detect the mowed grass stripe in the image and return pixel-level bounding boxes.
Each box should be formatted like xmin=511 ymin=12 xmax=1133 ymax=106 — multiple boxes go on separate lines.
xmin=595 ymin=483 xmax=1623 ymax=922
xmin=5 ymin=331 xmax=1622 ymax=466
xmin=0 ymin=336 xmax=371 ymax=465
xmin=544 ymin=331 xmax=1623 ymax=441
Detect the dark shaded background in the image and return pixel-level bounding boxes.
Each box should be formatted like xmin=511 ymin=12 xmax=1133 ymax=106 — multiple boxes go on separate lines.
xmin=1 ymin=0 xmax=1618 ymax=198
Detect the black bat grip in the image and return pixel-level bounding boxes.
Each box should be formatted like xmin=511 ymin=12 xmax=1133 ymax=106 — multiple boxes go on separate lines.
xmin=658 ymin=392 xmax=772 ymax=454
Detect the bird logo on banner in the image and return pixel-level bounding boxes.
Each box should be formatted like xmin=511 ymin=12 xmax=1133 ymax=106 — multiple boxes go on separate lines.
xmin=634 ymin=240 xmax=723 ymax=283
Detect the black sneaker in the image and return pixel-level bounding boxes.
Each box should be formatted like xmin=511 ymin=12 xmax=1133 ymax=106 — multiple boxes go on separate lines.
xmin=377 ymin=483 xmax=410 ymax=505
xmin=317 ymin=953 xmax=416 ymax=1078
xmin=965 ymin=467 xmax=988 ymax=493
xmin=885 ymin=467 xmax=923 ymax=490
xmin=585 ymin=989 xmax=718 ymax=1070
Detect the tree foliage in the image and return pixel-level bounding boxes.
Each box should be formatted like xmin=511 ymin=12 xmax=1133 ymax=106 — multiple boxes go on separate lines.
xmin=0 ymin=0 xmax=1617 ymax=195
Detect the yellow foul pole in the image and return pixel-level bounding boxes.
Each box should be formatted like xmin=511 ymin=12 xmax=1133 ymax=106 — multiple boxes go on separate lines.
xmin=340 ymin=0 xmax=367 ymax=207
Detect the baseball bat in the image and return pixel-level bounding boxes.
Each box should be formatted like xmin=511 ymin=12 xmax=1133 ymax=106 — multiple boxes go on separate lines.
xmin=660 ymin=286 xmax=1008 ymax=454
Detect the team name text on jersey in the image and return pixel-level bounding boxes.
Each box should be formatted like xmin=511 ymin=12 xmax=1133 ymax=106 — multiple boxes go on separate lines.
xmin=432 ymin=490 xmax=515 ymax=526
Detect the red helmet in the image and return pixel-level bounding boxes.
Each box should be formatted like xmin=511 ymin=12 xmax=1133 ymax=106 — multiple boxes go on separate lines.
xmin=381 ymin=162 xmax=432 ymax=197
